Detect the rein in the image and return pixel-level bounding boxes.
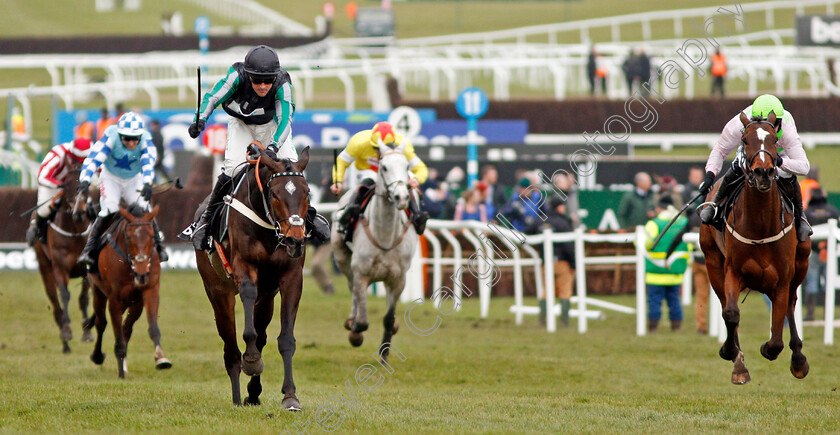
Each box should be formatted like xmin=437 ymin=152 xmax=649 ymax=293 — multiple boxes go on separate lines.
xmin=361 ymin=216 xmax=412 ymax=252
xmin=105 ymin=221 xmax=155 ymax=271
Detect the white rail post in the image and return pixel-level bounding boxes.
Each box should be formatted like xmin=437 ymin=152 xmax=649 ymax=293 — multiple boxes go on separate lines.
xmin=682 ymin=260 xmax=692 ymax=307
xmin=795 ymin=285 xmax=803 ymax=340
xmin=543 ymin=228 xmax=556 ymax=332
xmin=636 ymin=225 xmax=647 ymax=336
xmin=709 ymin=284 xmax=720 ymax=337
xmin=574 ymin=227 xmax=587 ymax=333
xmin=826 ymin=219 xmax=838 ymax=345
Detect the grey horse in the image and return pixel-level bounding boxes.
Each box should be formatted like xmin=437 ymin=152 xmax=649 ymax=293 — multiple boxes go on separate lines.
xmin=331 ymin=147 xmax=418 ymax=360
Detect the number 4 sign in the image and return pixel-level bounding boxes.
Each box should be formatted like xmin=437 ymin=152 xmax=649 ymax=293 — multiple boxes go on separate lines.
xmin=387 ymin=106 xmax=422 ymax=139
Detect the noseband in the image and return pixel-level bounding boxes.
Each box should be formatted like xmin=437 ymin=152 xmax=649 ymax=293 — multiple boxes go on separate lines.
xmin=741 ymin=120 xmax=779 ymax=187
xmin=106 ymin=221 xmax=155 ymax=274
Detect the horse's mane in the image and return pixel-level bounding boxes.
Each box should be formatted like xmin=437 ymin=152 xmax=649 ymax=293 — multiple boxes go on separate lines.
xmin=126 ymin=204 xmax=146 ymax=217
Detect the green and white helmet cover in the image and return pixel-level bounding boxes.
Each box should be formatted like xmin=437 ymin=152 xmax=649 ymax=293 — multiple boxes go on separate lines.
xmin=751 ymin=94 xmax=784 ymax=139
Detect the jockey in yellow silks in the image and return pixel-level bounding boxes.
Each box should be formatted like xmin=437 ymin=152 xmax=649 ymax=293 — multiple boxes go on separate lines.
xmin=330 ymin=122 xmax=429 ymax=238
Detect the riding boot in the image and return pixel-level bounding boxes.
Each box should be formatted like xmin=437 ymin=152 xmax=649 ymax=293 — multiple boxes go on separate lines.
xmin=560 ymin=299 xmax=571 ymax=327
xmin=152 ymin=220 xmax=168 ymax=262
xmin=779 ymin=176 xmax=812 ymax=243
xmin=700 ymin=167 xmax=742 ymax=225
xmin=306 ymin=205 xmax=331 ymax=243
xmin=407 ymin=192 xmax=429 ymax=235
xmin=647 ymin=320 xmax=659 ymax=333
xmin=805 ymin=293 xmax=816 ymax=321
xmin=191 ymin=173 xmax=231 ymax=251
xmin=538 ymin=299 xmax=547 ymax=325
xmin=78 ymin=214 xmax=111 ymax=266
xmin=671 ymin=320 xmax=682 ymax=332
xmin=339 ymin=179 xmax=375 ymax=242
xmin=26 ymin=213 xmax=50 ymax=247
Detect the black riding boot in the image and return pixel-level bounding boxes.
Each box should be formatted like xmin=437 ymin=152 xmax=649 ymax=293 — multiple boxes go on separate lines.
xmin=78 ymin=214 xmax=112 ymax=266
xmin=306 ymin=205 xmax=330 ymax=243
xmin=152 ymin=220 xmax=168 ymax=262
xmin=407 ymin=192 xmax=429 ymax=235
xmin=779 ymin=176 xmax=812 ymax=242
xmin=339 ymin=179 xmax=375 ymax=242
xmin=26 ymin=213 xmax=51 ymax=246
xmin=191 ymin=173 xmax=231 ymax=251
xmin=700 ymin=167 xmax=742 ymax=225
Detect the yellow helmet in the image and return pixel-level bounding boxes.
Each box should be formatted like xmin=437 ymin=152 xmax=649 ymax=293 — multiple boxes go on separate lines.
xmin=370 ymin=122 xmax=396 ymax=148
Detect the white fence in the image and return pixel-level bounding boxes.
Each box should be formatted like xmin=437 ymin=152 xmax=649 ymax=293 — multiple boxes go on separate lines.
xmin=419 ymin=218 xmax=840 ymax=344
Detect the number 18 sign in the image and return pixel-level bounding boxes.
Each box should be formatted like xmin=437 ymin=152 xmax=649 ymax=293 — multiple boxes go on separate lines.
xmin=456 ymin=87 xmax=488 ymax=187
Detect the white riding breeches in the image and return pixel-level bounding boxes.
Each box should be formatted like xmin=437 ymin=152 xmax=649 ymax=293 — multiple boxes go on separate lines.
xmin=224 ymin=117 xmax=296 ymax=177
xmin=98 ymin=167 xmax=148 ymax=217
xmin=35 ymin=186 xmax=61 ymax=217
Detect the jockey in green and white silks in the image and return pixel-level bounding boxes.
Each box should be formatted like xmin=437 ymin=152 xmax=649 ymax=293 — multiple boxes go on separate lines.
xmin=77 ymin=111 xmax=168 ymax=265
xmin=698 ymin=94 xmax=812 ymax=242
xmin=183 ymin=45 xmax=329 ymax=251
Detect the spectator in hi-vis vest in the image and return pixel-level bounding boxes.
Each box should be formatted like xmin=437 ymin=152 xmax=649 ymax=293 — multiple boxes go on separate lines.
xmin=643 ymin=195 xmax=689 ymax=333
xmin=710 ymin=48 xmax=727 ymax=98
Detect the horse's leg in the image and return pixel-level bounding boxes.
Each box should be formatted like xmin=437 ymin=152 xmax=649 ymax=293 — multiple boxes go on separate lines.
xmin=722 ymin=270 xmax=749 ymax=384
xmin=35 ymin=247 xmax=67 ymax=352
xmin=79 ymin=276 xmax=94 ymax=342
xmin=52 ymin=267 xmax=73 ymax=344
xmin=141 ymin=285 xmax=172 ymax=371
xmin=244 ymin=293 xmax=275 ymax=406
xmin=348 ymin=274 xmax=370 ymax=347
xmin=278 ymin=271 xmax=303 ymax=411
xmin=210 ymin=290 xmax=243 ymax=405
xmin=107 ymin=290 xmax=128 ymax=379
xmin=121 ymin=300 xmax=144 ymax=373
xmin=380 ymin=277 xmax=405 ymax=362
xmin=236 ymin=265 xmax=263 ymax=377
xmin=89 ymin=286 xmax=107 ymax=365
xmin=789 ymin=241 xmax=811 ymax=379
xmin=344 ymin=271 xmax=358 ymax=330
xmin=760 ymin=287 xmax=788 ymax=361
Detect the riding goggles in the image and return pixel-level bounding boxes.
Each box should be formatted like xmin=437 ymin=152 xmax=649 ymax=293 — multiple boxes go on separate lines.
xmin=120 ymin=134 xmax=142 ymax=142
xmin=250 ymin=74 xmax=276 ymax=85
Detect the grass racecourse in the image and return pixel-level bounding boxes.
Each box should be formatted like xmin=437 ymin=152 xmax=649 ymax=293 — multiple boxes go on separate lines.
xmin=1 ymin=266 xmax=840 ymax=433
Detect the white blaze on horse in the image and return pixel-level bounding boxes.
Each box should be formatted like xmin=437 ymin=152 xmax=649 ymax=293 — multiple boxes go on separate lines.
xmin=331 ymin=144 xmax=418 ymax=359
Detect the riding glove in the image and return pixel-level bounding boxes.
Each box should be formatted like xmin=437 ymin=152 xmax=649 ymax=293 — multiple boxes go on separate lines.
xmin=141 ymin=183 xmax=153 ymax=201
xmin=77 ymin=180 xmax=90 ymax=195
xmin=188 ymin=119 xmax=206 ymax=139
xmin=265 ymin=143 xmax=279 ymax=161
xmin=775 ymin=154 xmax=784 ymax=168
xmin=698 ymin=171 xmax=715 ymax=195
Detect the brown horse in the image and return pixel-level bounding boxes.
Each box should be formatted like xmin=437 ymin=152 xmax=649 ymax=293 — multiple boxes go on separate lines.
xmin=700 ymin=111 xmax=810 ymax=384
xmin=33 ymin=161 xmax=94 ymax=353
xmin=85 ymin=205 xmax=172 ymax=378
xmin=196 ymin=145 xmax=310 ymax=409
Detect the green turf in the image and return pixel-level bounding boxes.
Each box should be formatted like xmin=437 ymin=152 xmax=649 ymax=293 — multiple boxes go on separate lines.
xmin=1 ymin=264 xmax=839 ymax=432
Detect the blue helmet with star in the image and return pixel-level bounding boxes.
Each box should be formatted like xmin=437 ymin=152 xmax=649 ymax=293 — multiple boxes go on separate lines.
xmin=117 ymin=111 xmax=145 ymax=136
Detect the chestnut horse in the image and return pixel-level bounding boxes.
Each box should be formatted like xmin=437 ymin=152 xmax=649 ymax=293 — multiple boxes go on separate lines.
xmin=33 ymin=162 xmax=94 ymax=353
xmin=700 ymin=111 xmax=810 ymax=384
xmin=85 ymin=205 xmax=172 ymax=378
xmin=196 ymin=145 xmax=310 ymax=409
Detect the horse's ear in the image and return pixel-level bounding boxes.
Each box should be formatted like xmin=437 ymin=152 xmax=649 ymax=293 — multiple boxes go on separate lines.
xmin=767 ymin=110 xmax=777 ymax=128
xmin=297 ymin=147 xmax=310 ymax=171
xmin=739 ymin=111 xmax=750 ymax=127
xmin=119 ymin=207 xmax=134 ymax=222
xmin=147 ymin=205 xmax=160 ymax=221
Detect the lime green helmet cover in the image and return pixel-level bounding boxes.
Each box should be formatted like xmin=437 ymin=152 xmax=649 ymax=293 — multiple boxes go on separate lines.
xmin=751 ymin=94 xmax=784 ymax=139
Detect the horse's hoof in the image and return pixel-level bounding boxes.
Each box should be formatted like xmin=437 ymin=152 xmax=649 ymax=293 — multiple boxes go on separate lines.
xmin=349 ymin=331 xmax=364 ymax=347
xmin=760 ymin=342 xmax=780 ymax=361
xmin=81 ymin=330 xmax=94 ymax=343
xmin=60 ymin=324 xmax=73 ymax=342
xmin=351 ymin=321 xmax=369 ymax=334
xmin=243 ymin=396 xmax=261 ymax=406
xmin=791 ymin=355 xmax=810 ymax=379
xmin=155 ymin=358 xmax=172 ymax=370
xmin=242 ymin=357 xmax=264 ymax=377
xmin=62 ymin=343 xmax=71 ymax=354
xmin=90 ymin=352 xmax=105 ymax=365
xmin=731 ymin=371 xmax=751 ymax=385
xmin=344 ymin=318 xmax=353 ymax=331
xmin=282 ymin=396 xmax=302 ymax=412
xmin=731 ymin=351 xmax=750 ymax=384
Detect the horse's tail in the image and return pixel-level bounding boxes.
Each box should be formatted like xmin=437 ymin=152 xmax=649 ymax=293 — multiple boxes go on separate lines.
xmin=82 ymin=314 xmax=96 ymax=330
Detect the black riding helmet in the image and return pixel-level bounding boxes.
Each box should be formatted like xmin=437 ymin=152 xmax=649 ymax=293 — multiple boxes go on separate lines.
xmin=243 ymin=45 xmax=281 ymax=76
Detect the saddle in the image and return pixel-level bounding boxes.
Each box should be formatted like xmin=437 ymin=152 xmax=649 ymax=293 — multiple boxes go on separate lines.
xmin=713 ymin=174 xmax=795 ymax=232
xmin=339 ymin=186 xmax=376 ymax=244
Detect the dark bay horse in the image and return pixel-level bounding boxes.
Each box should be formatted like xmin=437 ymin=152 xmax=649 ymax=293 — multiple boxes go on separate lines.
xmin=33 ymin=161 xmax=94 ymax=353
xmin=700 ymin=111 xmax=810 ymax=384
xmin=86 ymin=205 xmax=172 ymax=378
xmin=196 ymin=145 xmax=310 ymax=409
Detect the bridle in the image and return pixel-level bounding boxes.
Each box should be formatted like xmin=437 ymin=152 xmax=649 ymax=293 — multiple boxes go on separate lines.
xmin=741 ymin=120 xmax=779 ymax=187
xmin=107 ymin=220 xmax=155 ymax=273
xmin=256 ymin=167 xmax=307 ymax=249
xmin=376 ymin=150 xmax=409 ymax=203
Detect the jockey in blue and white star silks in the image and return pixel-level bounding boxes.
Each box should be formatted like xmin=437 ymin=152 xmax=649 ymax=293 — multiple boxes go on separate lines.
xmin=77 ymin=111 xmax=168 ymax=265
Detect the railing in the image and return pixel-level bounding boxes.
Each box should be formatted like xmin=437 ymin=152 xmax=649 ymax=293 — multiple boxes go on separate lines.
xmin=181 ymin=0 xmax=313 ymax=36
